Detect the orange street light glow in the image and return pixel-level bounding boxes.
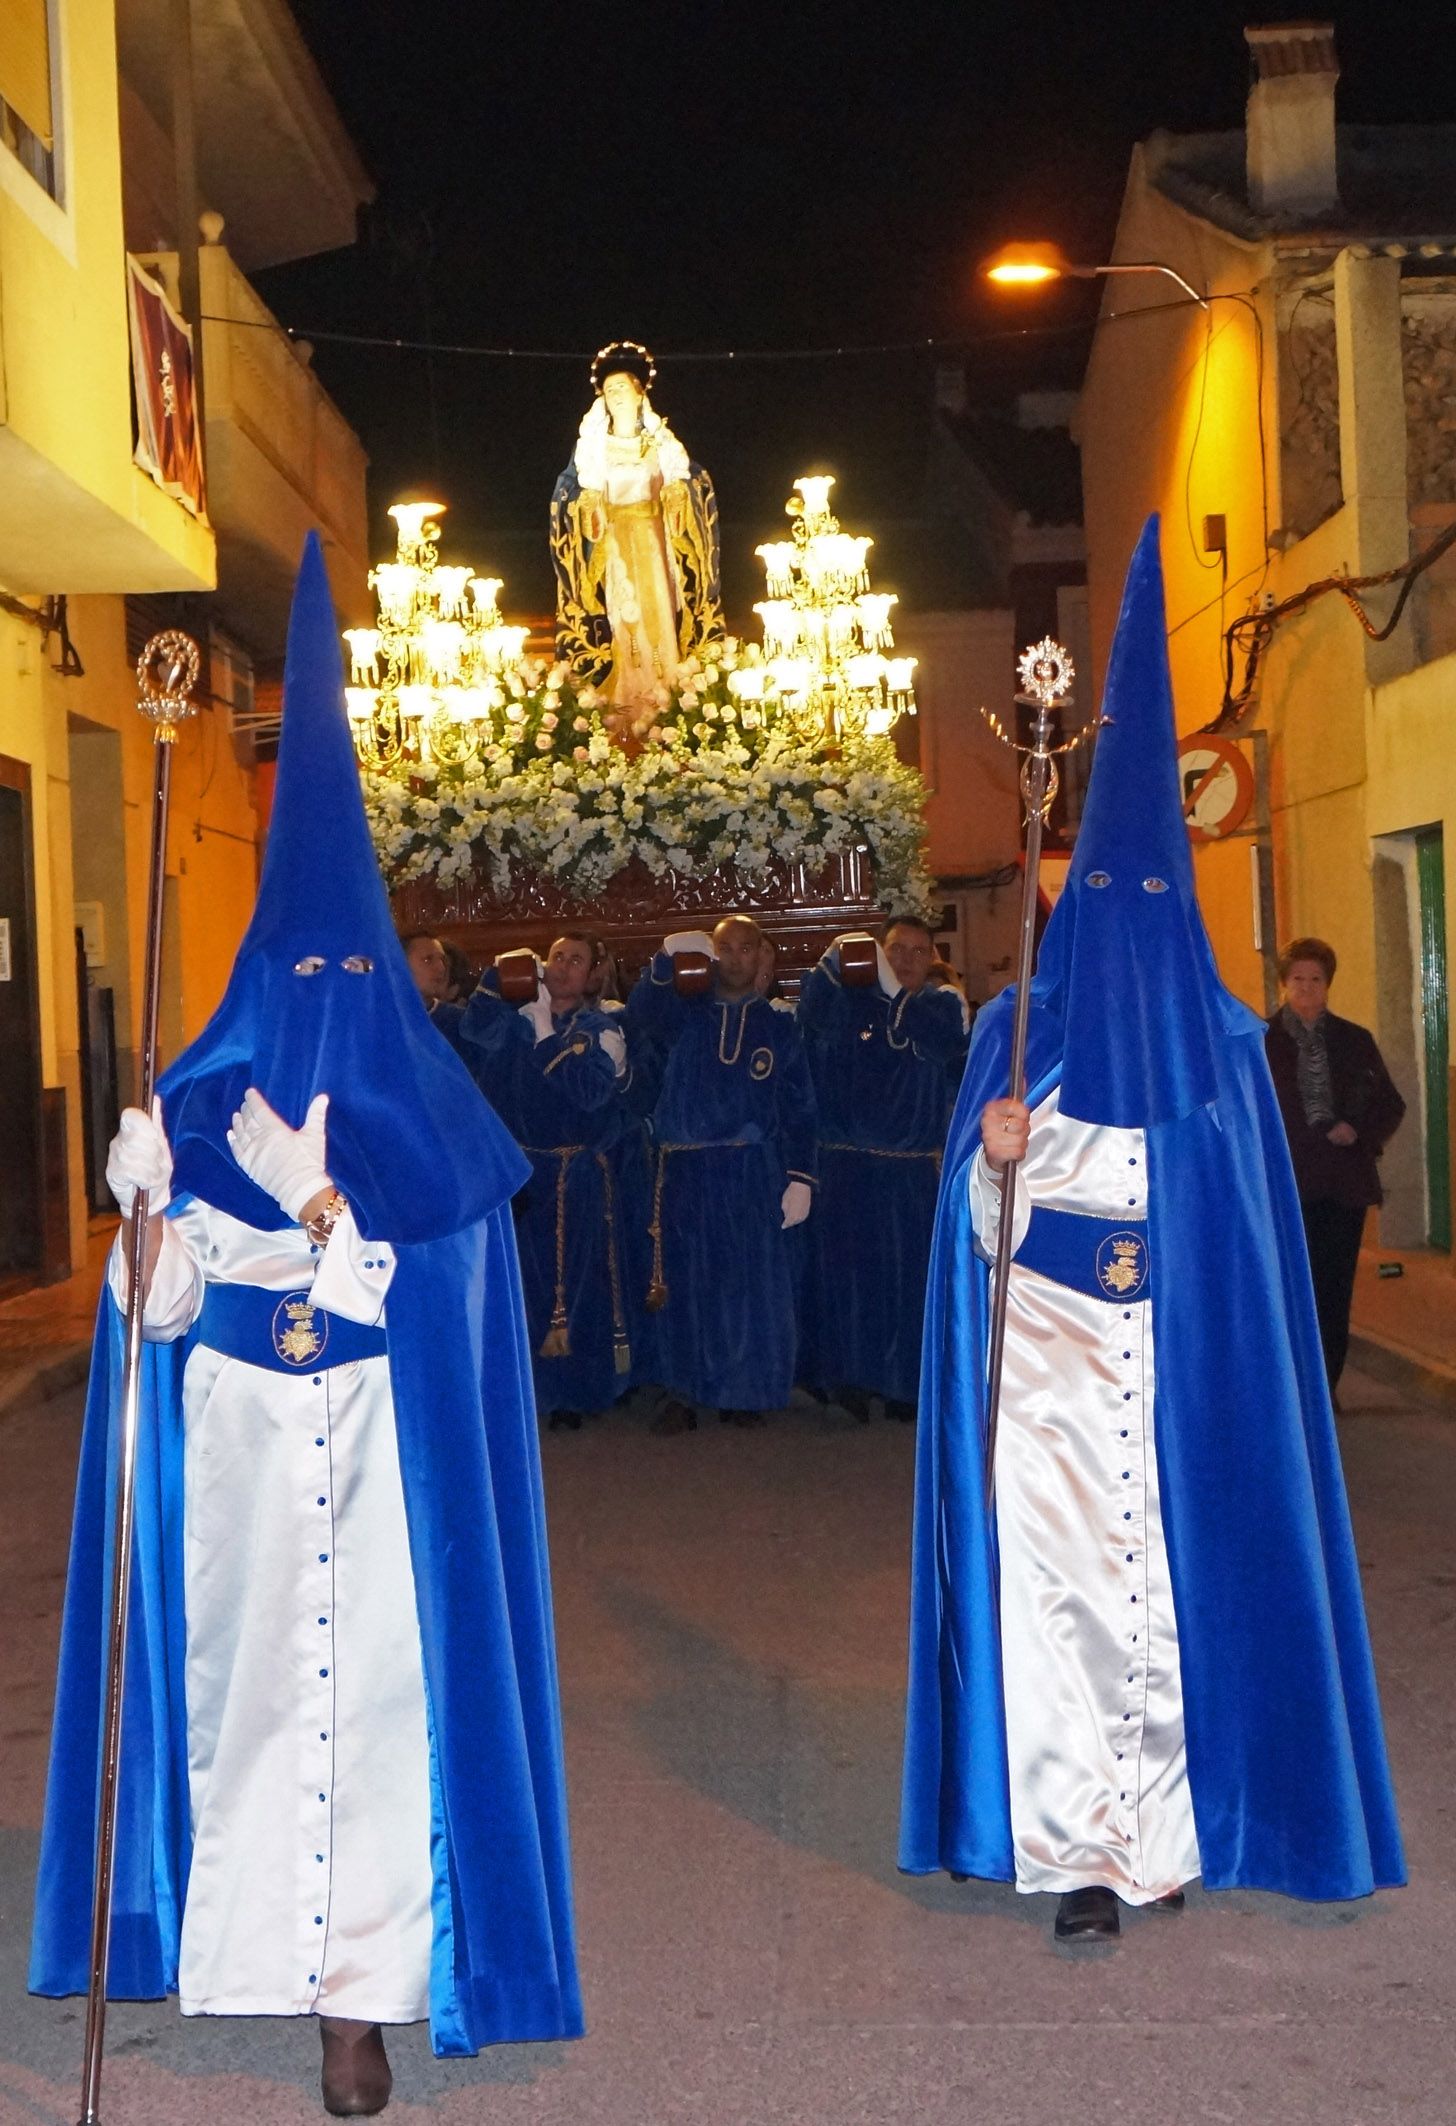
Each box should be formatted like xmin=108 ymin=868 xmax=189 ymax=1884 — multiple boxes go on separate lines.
xmin=981 ymin=242 xmax=1070 ymax=287
xmin=980 ymin=241 xmax=1207 ymax=308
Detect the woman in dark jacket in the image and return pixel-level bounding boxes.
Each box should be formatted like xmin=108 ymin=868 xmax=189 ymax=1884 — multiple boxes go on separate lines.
xmin=1265 ymin=937 xmax=1406 ymax=1393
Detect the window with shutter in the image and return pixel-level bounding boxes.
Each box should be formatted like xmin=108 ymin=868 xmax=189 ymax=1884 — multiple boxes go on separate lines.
xmin=0 ymin=0 xmax=53 ymax=149
xmin=1 ymin=0 xmax=58 ymax=201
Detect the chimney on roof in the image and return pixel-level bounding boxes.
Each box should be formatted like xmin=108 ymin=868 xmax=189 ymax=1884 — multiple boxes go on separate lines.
xmin=1244 ymin=21 xmax=1340 ymax=219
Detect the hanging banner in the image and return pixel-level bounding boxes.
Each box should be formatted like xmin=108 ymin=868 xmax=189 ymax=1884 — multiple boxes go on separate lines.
xmin=126 ymin=256 xmax=207 ymax=520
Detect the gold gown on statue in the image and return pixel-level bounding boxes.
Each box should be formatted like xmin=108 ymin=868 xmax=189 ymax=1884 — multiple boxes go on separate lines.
xmin=549 ymin=416 xmax=724 ymax=713
xmin=594 ymin=437 xmax=683 ymax=713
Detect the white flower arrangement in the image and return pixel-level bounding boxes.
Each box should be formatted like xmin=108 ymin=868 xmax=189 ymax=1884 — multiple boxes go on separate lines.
xmin=361 ymin=640 xmax=936 ymax=916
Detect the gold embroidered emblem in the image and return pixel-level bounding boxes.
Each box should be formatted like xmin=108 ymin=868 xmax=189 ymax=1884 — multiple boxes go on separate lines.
xmin=749 ymin=1046 xmax=775 ymax=1080
xmin=272 ymin=1292 xmax=328 ymax=1367
xmin=1096 ymin=1233 xmax=1147 ymax=1299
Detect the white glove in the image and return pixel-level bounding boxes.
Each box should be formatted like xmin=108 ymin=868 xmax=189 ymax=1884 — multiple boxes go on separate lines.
xmin=521 ymin=988 xmax=556 ymax=1042
xmin=227 ymin=1088 xmax=332 ymax=1221
xmin=875 ymin=942 xmax=903 ymax=1000
xmin=781 ymin=1180 xmax=813 ymax=1229
xmin=664 ymin=929 xmax=716 ymax=959
xmin=105 ymin=1099 xmax=172 ymax=1216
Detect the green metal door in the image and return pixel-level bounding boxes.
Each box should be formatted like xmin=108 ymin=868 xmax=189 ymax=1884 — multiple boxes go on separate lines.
xmin=1416 ymin=829 xmax=1450 ymax=1250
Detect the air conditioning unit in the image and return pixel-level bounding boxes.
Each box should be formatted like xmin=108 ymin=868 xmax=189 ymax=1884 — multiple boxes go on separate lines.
xmin=210 ymin=629 xmax=277 ymax=752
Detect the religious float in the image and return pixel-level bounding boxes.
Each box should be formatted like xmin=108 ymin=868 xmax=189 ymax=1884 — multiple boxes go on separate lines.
xmin=344 ymin=341 xmax=930 ymax=986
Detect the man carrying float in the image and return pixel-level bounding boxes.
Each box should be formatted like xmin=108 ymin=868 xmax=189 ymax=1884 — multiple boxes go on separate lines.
xmin=797 ymin=917 xmax=969 ymax=1422
xmin=627 ymin=916 xmax=817 ymax=1433
xmin=457 ymin=931 xmax=653 ymax=1429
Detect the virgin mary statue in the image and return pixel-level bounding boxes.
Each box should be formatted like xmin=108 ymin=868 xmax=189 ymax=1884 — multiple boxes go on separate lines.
xmin=550 ymin=341 xmax=724 ymax=728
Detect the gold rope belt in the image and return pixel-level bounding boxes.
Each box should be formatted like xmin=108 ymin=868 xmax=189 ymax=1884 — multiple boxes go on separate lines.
xmin=645 ymin=1139 xmax=770 ymax=1311
xmin=522 ymin=1146 xmax=631 ymax=1375
xmin=820 ymin=1142 xmax=943 ymax=1175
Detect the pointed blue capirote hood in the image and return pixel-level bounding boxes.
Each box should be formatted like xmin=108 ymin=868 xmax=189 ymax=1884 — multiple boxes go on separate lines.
xmin=1030 ymin=515 xmax=1222 ymax=1127
xmin=159 ymin=533 xmax=527 ymax=1239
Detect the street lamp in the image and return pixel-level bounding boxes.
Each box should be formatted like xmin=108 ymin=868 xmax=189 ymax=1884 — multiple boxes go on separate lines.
xmin=981 ymin=241 xmax=1207 ymax=309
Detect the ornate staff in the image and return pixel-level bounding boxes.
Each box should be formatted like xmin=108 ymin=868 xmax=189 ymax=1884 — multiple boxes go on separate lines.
xmin=979 ymin=640 xmax=1093 ymax=1512
xmin=77 ymin=632 xmax=201 ymax=2126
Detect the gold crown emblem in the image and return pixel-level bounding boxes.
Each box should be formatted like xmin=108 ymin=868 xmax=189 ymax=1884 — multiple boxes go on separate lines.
xmin=274 ymin=1293 xmax=327 ymax=1365
xmin=1099 ymin=1234 xmax=1146 ymax=1296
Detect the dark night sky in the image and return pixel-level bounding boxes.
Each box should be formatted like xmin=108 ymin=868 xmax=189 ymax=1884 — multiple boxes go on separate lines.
xmin=256 ymin=1 xmax=1456 ymax=620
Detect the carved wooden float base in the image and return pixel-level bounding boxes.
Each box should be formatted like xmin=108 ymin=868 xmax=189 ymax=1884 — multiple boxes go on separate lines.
xmin=391 ymin=850 xmax=878 ymax=994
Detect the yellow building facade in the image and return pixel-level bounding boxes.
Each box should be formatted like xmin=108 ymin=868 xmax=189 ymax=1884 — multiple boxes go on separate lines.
xmin=1 ymin=0 xmax=370 ymax=1288
xmin=1079 ymin=23 xmax=1456 ymax=1251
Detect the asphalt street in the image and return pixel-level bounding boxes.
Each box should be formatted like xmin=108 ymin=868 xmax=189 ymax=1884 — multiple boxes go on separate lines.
xmin=1 ymin=1370 xmax=1451 ymax=2125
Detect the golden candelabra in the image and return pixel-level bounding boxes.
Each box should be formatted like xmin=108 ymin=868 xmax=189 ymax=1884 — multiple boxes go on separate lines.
xmin=343 ymin=501 xmax=529 ymax=769
xmin=746 ymin=475 xmax=917 ymax=742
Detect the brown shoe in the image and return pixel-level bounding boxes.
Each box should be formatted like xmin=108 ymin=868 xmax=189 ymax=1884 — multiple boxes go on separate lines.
xmin=319 ymin=2017 xmax=392 ymax=2117
xmin=650 ymin=1398 xmax=697 ymax=1435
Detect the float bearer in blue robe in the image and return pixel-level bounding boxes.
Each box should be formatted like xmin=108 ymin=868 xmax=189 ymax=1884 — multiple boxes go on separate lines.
xmin=458 ymin=932 xmax=653 ymax=1428
xmin=627 ymin=916 xmax=817 ymax=1431
xmin=30 ymin=539 xmax=582 ymax=2114
xmin=797 ymin=917 xmax=969 ymax=1420
xmin=900 ymin=518 xmax=1404 ymax=1945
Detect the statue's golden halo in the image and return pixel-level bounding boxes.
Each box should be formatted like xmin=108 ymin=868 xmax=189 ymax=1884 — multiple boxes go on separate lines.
xmin=591 ymin=339 xmax=656 ymax=394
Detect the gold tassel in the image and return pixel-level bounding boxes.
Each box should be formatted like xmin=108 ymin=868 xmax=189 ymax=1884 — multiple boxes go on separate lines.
xmin=597 ymin=1151 xmax=633 ymax=1375
xmin=645 ymin=1146 xmax=670 ymax=1312
xmin=540 ymin=1148 xmax=577 ymax=1362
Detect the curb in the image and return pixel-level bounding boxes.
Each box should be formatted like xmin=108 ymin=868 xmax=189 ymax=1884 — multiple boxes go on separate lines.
xmin=0 ymin=1343 xmax=91 ymax=1421
xmin=1347 ymin=1330 xmax=1456 ymax=1416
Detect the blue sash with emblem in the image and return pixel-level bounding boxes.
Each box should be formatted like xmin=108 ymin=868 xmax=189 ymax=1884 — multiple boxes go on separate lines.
xmin=195 ymin=1281 xmax=388 ymax=1372
xmin=1015 ymin=1206 xmax=1152 ymax=1304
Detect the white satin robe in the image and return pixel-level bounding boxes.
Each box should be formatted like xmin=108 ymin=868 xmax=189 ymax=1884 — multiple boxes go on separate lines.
xmin=971 ymin=1086 xmax=1202 ymax=1901
xmin=110 ymin=1201 xmax=434 ymax=2021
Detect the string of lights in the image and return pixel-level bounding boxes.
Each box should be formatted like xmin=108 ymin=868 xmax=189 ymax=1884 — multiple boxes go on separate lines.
xmin=198 ymin=314 xmax=1102 ymax=365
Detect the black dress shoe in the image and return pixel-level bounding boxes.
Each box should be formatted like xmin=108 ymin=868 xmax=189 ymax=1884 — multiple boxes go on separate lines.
xmin=650 ymin=1399 xmax=697 ymax=1435
xmin=884 ymin=1398 xmax=916 ymax=1423
xmin=547 ymin=1409 xmax=583 ymax=1432
xmin=319 ymin=2017 xmax=392 ymax=2116
xmin=720 ymin=1407 xmax=767 ymax=1427
xmin=1054 ymin=1887 xmax=1120 ymax=1941
xmin=1147 ymin=1887 xmax=1185 ymax=1912
xmin=838 ymin=1387 xmax=873 ymax=1423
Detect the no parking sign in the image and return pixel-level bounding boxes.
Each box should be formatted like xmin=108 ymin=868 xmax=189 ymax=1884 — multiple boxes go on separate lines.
xmin=1176 ymin=735 xmax=1256 ymax=843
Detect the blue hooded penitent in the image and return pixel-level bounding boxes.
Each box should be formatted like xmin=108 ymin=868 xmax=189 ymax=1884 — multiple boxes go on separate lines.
xmin=900 ymin=517 xmax=1405 ymax=1899
xmin=1029 ymin=517 xmax=1222 ymax=1129
xmin=158 ymin=535 xmax=522 ymax=1240
xmin=31 ymin=536 xmax=583 ymax=2053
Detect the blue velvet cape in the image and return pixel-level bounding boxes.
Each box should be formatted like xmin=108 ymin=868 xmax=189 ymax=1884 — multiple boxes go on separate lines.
xmin=29 ymin=1210 xmax=584 ymax=2051
xmin=900 ymin=519 xmax=1404 ymax=1899
xmin=29 ymin=538 xmax=583 ymax=2051
xmin=899 ymin=998 xmax=1405 ymax=1897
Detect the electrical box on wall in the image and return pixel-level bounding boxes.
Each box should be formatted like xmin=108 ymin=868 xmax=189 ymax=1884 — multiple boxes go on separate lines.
xmin=75 ymin=900 xmax=106 ymax=967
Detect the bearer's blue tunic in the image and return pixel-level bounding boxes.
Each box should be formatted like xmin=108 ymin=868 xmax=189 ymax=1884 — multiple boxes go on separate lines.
xmin=628 ymin=955 xmax=818 ymax=1410
xmin=459 ymin=990 xmax=652 ymax=1416
xmin=797 ymin=961 xmax=968 ymax=1403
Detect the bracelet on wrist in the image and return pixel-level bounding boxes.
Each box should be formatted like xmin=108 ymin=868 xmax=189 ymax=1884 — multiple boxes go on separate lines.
xmin=304 ymin=1188 xmax=347 ymax=1247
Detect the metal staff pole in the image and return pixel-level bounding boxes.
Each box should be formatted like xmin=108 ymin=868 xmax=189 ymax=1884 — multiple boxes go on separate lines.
xmin=77 ymin=632 xmax=201 ymax=2126
xmin=979 ymin=640 xmax=1091 ymax=1514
